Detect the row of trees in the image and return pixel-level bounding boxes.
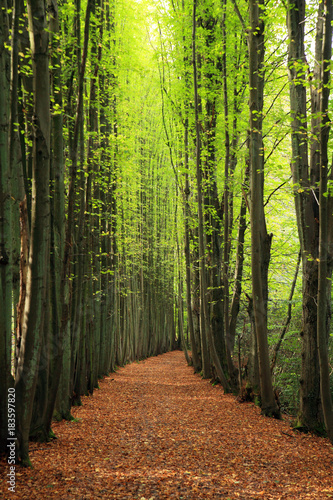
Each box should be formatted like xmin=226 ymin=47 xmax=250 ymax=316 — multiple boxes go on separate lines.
xmin=153 ymin=0 xmax=333 ymax=440
xmin=0 ymin=0 xmax=179 ymax=465
xmin=0 ymin=0 xmax=333 ymax=466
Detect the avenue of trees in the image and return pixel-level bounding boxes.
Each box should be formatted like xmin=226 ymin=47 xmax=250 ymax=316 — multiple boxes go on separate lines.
xmin=0 ymin=0 xmax=333 ymax=465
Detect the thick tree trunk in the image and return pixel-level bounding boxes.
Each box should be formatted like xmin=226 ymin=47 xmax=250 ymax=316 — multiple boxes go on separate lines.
xmin=193 ymin=0 xmax=229 ymax=391
xmin=316 ymin=0 xmax=333 ymax=443
xmin=200 ymin=6 xmax=231 ymax=381
xmin=15 ymin=0 xmax=51 ymax=465
xmin=318 ymin=140 xmax=333 ymax=442
xmin=248 ymin=0 xmax=279 ymax=418
xmin=287 ymin=0 xmax=332 ymax=433
xmin=28 ymin=0 xmax=65 ymax=443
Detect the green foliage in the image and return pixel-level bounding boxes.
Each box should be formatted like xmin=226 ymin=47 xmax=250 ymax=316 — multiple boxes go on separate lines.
xmin=5 ymin=0 xmax=333 ymax=460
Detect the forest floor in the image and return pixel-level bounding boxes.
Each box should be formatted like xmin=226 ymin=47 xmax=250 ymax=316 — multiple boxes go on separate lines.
xmin=1 ymin=351 xmax=333 ymax=500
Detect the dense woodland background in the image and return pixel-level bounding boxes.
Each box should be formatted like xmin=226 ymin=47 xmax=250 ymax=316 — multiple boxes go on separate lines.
xmin=0 ymin=0 xmax=333 ymax=466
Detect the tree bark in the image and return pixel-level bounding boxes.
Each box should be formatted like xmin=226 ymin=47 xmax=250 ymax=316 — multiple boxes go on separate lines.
xmin=183 ymin=131 xmax=201 ymax=372
xmin=15 ymin=0 xmax=51 ymax=465
xmin=271 ymin=251 xmax=301 ymax=372
xmin=248 ymin=0 xmax=280 ymax=418
xmin=9 ymin=0 xmax=26 ymax=333
xmin=193 ymin=0 xmax=229 ymax=391
xmin=316 ymin=0 xmax=333 ymax=443
xmin=29 ymin=0 xmax=65 ymax=440
xmin=287 ymin=0 xmax=329 ymax=432
xmin=0 ymin=0 xmax=13 ymax=454
xmin=229 ymin=164 xmax=249 ymax=354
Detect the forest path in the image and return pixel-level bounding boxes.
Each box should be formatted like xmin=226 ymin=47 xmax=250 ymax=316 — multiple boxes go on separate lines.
xmin=1 ymin=350 xmax=333 ymax=499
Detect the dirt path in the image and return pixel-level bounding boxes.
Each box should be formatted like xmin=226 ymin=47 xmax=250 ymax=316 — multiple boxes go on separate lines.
xmin=1 ymin=350 xmax=333 ymax=499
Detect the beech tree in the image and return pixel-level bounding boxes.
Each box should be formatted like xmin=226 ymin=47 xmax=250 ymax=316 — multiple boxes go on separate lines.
xmin=248 ymin=0 xmax=280 ymax=418
xmin=316 ymin=0 xmax=333 ymax=443
xmin=1 ymin=0 xmax=333 ymax=463
xmin=287 ymin=0 xmax=333 ymax=436
xmin=15 ymin=0 xmax=51 ymax=465
xmin=0 ymin=0 xmax=12 ymax=453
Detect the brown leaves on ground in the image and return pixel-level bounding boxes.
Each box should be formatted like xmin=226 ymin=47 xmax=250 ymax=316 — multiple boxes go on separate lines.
xmin=1 ymin=350 xmax=333 ymax=499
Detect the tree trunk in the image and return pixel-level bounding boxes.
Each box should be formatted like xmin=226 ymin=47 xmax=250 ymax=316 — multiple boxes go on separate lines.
xmin=183 ymin=146 xmax=200 ymax=372
xmin=271 ymin=251 xmax=301 ymax=372
xmin=0 ymin=0 xmax=13 ymax=454
xmin=192 ymin=0 xmax=211 ymax=379
xmin=316 ymin=0 xmax=333 ymax=443
xmin=287 ymin=0 xmax=328 ymax=432
xmin=11 ymin=0 xmax=28 ymax=384
xmin=26 ymin=0 xmax=64 ymax=443
xmin=229 ymin=164 xmax=249 ymax=353
xmin=46 ymin=0 xmax=65 ymax=429
xmin=29 ymin=0 xmax=65 ymax=440
xmin=180 ymin=0 xmax=200 ymax=373
xmin=193 ymin=0 xmax=229 ymax=391
xmin=9 ymin=0 xmax=25 ymax=334
xmin=246 ymin=295 xmax=260 ymax=392
xmin=248 ymin=0 xmax=280 ymax=418
xmin=15 ymin=0 xmax=51 ymax=465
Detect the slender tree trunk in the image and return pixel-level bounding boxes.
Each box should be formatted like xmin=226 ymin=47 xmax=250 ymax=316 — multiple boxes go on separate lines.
xmin=229 ymin=164 xmax=249 ymax=353
xmin=9 ymin=0 xmax=25 ymax=333
xmin=192 ymin=0 xmax=211 ymax=379
xmin=0 ymin=0 xmax=13 ymax=454
xmin=99 ymin=7 xmax=115 ymax=376
xmin=89 ymin=4 xmax=103 ymax=385
xmin=271 ymin=251 xmax=301 ymax=372
xmin=17 ymin=13 xmax=33 ymax=226
xmin=221 ymin=0 xmax=234 ymax=379
xmin=176 ymin=184 xmax=190 ymax=364
xmin=225 ymin=38 xmax=247 ymax=356
xmin=11 ymin=0 xmax=28 ymax=384
xmin=184 ymin=122 xmax=200 ymax=372
xmin=63 ymin=0 xmax=94 ymax=408
xmin=246 ymin=294 xmax=260 ymax=392
xmin=181 ymin=0 xmax=200 ymax=372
